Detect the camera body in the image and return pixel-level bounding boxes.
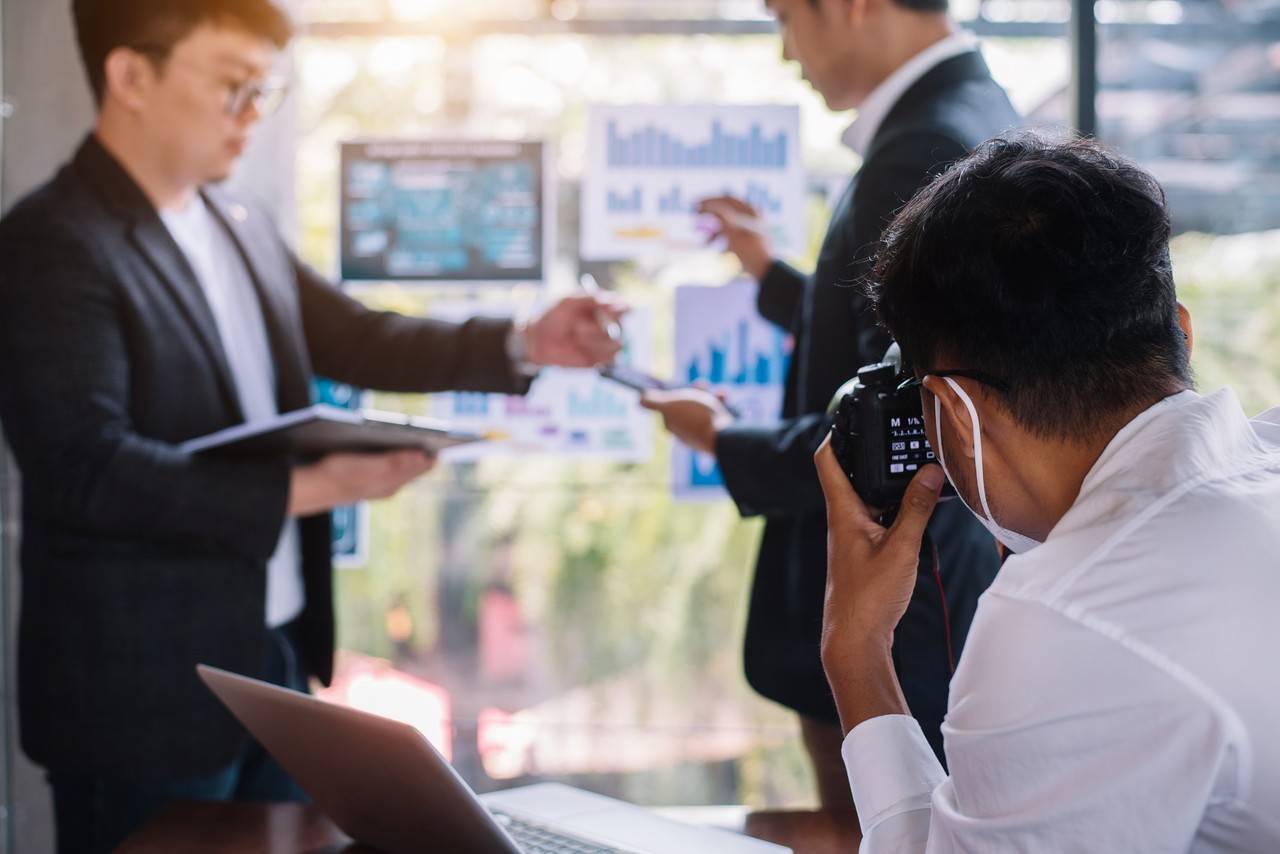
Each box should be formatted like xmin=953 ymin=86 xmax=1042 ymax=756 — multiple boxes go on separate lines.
xmin=829 ymin=352 xmax=950 ymax=508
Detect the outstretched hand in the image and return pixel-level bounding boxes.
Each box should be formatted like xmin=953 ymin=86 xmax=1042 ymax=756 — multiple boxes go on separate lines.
xmin=697 ymin=195 xmax=774 ymax=281
xmin=525 ymin=294 xmax=628 ymax=369
xmin=640 ymin=387 xmax=735 ymax=456
xmin=288 ymin=450 xmax=437 ymax=518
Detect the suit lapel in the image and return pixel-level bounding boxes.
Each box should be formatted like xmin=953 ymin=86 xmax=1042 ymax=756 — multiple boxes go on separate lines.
xmin=73 ymin=135 xmax=244 ymax=419
xmin=129 ymin=212 xmax=245 ymax=421
xmin=202 ymin=188 xmax=312 ymax=412
xmin=868 ymin=51 xmax=994 ymax=162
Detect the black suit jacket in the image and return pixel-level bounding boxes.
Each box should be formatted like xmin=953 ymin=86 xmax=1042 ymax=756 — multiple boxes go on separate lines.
xmin=715 ymin=52 xmax=1022 ymax=754
xmin=0 ymin=136 xmax=531 ymax=781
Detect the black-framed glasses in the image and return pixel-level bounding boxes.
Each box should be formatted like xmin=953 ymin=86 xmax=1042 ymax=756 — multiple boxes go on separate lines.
xmin=134 ymin=45 xmax=290 ymax=119
xmin=896 ymin=368 xmax=1011 ymax=395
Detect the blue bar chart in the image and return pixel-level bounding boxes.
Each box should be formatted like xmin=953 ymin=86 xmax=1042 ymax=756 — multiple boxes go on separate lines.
xmin=607 ymin=187 xmax=644 ymax=213
xmin=671 ymin=280 xmax=792 ymax=500
xmin=582 ymin=105 xmax=805 ymax=260
xmin=606 ymin=120 xmax=789 ymax=170
xmin=684 ymin=317 xmax=788 ymax=387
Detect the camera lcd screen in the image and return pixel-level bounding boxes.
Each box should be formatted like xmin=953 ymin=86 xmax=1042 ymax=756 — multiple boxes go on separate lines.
xmin=884 ymin=413 xmax=937 ymax=480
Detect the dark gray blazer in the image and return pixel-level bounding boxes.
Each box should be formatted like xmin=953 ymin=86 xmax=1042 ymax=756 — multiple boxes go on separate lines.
xmin=715 ymin=51 xmax=1022 ymax=757
xmin=0 ymin=135 xmax=530 ymax=781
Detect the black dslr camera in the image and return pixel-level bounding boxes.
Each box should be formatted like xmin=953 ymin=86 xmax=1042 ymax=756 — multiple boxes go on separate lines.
xmin=828 ymin=345 xmax=951 ymax=509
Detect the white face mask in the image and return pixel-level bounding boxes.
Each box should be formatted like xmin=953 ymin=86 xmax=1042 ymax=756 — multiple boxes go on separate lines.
xmin=933 ymin=376 xmax=1044 ymax=554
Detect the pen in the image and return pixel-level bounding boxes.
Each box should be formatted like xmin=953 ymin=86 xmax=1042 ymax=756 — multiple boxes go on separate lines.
xmin=578 ymin=273 xmax=623 ymax=346
xmin=718 ymin=396 xmax=744 ymax=421
xmin=694 ymin=209 xmax=769 ymax=242
xmin=725 ymin=212 xmax=768 ymax=236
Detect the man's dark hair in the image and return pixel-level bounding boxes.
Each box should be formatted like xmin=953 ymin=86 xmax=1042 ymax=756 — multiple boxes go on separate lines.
xmin=73 ymin=0 xmax=294 ymax=105
xmin=870 ymin=133 xmax=1191 ymax=440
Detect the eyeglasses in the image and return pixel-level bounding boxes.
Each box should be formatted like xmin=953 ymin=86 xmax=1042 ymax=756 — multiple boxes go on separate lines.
xmin=134 ymin=46 xmax=290 ymax=119
xmin=224 ymin=74 xmax=288 ymax=119
xmin=896 ymin=368 xmax=1011 ymax=395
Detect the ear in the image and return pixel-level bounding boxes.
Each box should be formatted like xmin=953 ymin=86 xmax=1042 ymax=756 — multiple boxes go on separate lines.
xmin=923 ymin=375 xmax=977 ymax=460
xmin=1176 ymin=300 xmax=1194 ymax=357
xmin=102 ymin=47 xmax=153 ymax=113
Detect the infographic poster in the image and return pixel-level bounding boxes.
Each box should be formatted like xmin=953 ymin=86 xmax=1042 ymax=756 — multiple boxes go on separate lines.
xmin=430 ymin=308 xmax=655 ymax=462
xmin=671 ymin=280 xmax=791 ymax=500
xmin=581 ymin=105 xmax=805 ymax=260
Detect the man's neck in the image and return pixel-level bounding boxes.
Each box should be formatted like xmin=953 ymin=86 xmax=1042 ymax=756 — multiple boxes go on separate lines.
xmin=1001 ymin=387 xmax=1192 ymax=541
xmin=94 ymin=113 xmax=197 ymax=212
xmin=861 ymin=15 xmax=957 ymax=101
xmin=1004 ymin=437 xmax=1101 ymax=543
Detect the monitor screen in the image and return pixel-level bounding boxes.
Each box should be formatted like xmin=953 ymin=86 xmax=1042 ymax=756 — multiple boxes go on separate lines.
xmin=340 ymin=139 xmax=546 ymax=283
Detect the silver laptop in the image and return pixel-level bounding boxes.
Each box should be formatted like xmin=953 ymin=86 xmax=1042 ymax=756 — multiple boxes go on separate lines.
xmin=197 ymin=665 xmax=790 ymax=854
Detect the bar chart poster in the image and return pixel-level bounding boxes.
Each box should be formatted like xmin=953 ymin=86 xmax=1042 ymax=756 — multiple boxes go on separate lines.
xmin=314 ymin=378 xmax=371 ymax=568
xmin=581 ymin=105 xmax=805 ymax=260
xmin=429 ymin=308 xmax=655 ymax=462
xmin=671 ymin=279 xmax=792 ymax=500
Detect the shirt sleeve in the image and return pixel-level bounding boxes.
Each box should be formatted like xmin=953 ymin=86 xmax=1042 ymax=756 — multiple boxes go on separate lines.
xmin=293 ymin=254 xmax=533 ymax=395
xmin=841 ymin=592 xmax=1239 ymax=854
xmin=715 ymin=412 xmax=829 ymax=517
xmin=756 ymin=260 xmax=806 ymax=331
xmin=842 ymin=715 xmax=944 ymax=851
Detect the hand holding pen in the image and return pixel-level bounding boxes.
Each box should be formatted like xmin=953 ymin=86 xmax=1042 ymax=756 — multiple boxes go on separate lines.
xmin=523 ymin=285 xmax=627 ymax=369
xmin=580 ymin=274 xmax=743 ymax=421
xmin=579 ymin=273 xmax=624 ymax=346
xmin=697 ymin=196 xmax=774 ymax=282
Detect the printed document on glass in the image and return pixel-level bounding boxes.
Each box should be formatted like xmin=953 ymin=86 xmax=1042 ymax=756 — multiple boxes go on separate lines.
xmin=428 ymin=305 xmax=656 ymax=463
xmin=581 ymin=105 xmax=806 ymax=260
xmin=671 ymin=279 xmax=791 ymax=500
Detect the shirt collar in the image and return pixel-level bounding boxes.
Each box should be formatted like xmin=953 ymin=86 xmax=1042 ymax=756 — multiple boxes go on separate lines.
xmin=1075 ymin=388 xmax=1272 ymax=503
xmin=990 ymin=387 xmax=1271 ymax=594
xmin=1033 ymin=387 xmax=1272 ymax=556
xmin=841 ymin=30 xmax=980 ymax=158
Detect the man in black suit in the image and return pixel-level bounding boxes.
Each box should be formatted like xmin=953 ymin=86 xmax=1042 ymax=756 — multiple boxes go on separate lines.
xmin=0 ymin=2 xmax=623 ymax=850
xmin=643 ymin=0 xmax=1020 ymax=814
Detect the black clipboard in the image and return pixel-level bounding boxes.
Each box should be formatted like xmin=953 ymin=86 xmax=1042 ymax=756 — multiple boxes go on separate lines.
xmin=180 ymin=405 xmax=484 ymax=458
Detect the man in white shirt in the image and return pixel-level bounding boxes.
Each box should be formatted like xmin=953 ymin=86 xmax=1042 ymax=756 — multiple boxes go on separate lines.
xmin=814 ymin=134 xmax=1280 ymax=850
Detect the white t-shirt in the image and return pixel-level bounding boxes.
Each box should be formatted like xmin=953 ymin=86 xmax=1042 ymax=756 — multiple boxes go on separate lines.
xmin=160 ymin=195 xmax=305 ymax=628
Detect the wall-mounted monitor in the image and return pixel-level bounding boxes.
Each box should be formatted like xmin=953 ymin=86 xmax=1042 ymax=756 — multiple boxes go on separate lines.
xmin=340 ymin=139 xmax=548 ymax=284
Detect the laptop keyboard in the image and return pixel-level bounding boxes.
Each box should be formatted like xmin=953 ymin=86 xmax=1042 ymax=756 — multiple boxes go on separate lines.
xmin=493 ymin=811 xmax=624 ymax=854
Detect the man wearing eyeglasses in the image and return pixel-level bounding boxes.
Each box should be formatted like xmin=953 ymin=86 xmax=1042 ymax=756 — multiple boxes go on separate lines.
xmin=0 ymin=3 xmax=623 ymax=851
xmin=815 ymin=135 xmax=1280 ymax=852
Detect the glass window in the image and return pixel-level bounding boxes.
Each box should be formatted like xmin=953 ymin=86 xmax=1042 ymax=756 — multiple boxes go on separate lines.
xmin=293 ymin=3 xmax=1071 ymax=807
xmin=1098 ymin=0 xmax=1280 ymax=415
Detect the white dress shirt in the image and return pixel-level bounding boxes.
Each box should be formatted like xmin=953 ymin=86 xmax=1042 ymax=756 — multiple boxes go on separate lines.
xmin=843 ymin=388 xmax=1280 ymax=852
xmin=161 ymin=195 xmax=306 ymax=628
xmin=841 ymin=30 xmax=980 ymax=157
